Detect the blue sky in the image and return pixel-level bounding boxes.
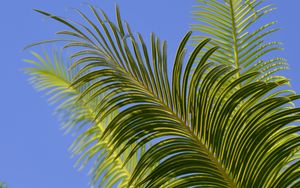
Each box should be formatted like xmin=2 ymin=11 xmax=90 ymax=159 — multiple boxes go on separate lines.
xmin=0 ymin=0 xmax=300 ymax=187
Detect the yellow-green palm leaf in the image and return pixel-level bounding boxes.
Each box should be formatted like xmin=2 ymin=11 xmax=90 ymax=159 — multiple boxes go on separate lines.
xmin=25 ymin=51 xmax=148 ymax=187
xmin=192 ymin=0 xmax=288 ymax=83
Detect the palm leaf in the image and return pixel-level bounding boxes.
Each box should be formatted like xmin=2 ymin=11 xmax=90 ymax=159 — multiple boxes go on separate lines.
xmin=31 ymin=5 xmax=300 ymax=187
xmin=192 ymin=0 xmax=288 ymax=83
xmin=24 ymin=51 xmax=148 ymax=187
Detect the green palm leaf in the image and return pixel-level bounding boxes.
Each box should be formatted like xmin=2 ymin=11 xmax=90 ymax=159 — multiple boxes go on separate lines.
xmin=30 ymin=5 xmax=300 ymax=187
xmin=24 ymin=51 xmax=148 ymax=187
xmin=192 ymin=0 xmax=288 ymax=83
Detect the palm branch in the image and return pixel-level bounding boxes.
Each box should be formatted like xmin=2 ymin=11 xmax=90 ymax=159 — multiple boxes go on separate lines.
xmin=191 ymin=0 xmax=288 ymax=83
xmin=27 ymin=5 xmax=300 ymax=187
xmin=24 ymin=51 xmax=148 ymax=187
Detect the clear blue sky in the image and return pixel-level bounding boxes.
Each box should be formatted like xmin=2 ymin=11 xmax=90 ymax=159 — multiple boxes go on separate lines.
xmin=0 ymin=0 xmax=299 ymax=187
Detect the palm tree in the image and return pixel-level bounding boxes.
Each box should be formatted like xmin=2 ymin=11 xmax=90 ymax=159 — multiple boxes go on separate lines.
xmin=25 ymin=1 xmax=300 ymax=188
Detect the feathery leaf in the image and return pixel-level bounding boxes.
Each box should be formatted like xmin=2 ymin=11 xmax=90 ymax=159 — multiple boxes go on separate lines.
xmin=24 ymin=51 xmax=148 ymax=188
xmin=192 ymin=0 xmax=288 ymax=83
xmin=28 ymin=5 xmax=300 ymax=187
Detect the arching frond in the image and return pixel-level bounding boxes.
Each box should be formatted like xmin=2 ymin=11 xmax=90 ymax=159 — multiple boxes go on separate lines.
xmin=24 ymin=51 xmax=148 ymax=188
xmin=31 ymin=5 xmax=300 ymax=187
xmin=192 ymin=0 xmax=288 ymax=83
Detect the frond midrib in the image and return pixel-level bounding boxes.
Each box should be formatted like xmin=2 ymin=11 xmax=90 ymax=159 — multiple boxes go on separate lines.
xmin=228 ymin=0 xmax=240 ymax=74
xmin=123 ymin=66 xmax=237 ymax=188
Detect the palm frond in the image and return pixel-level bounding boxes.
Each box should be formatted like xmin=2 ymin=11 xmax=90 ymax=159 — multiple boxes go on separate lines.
xmin=24 ymin=51 xmax=148 ymax=188
xmin=31 ymin=5 xmax=300 ymax=187
xmin=192 ymin=0 xmax=288 ymax=83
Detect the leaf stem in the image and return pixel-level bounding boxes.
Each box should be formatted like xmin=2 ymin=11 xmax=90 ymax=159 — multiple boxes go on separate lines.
xmin=229 ymin=0 xmax=240 ymax=75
